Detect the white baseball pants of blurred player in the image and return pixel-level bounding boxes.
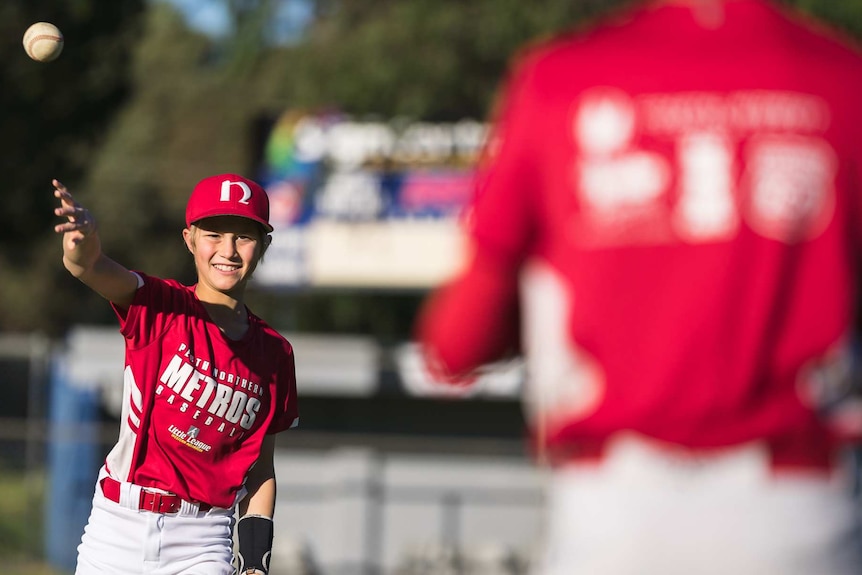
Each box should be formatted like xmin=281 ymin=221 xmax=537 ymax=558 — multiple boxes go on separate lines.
xmin=75 ymin=468 xmax=236 ymax=575
xmin=533 ymin=434 xmax=862 ymax=575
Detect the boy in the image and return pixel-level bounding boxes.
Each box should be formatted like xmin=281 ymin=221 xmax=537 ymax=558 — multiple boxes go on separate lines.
xmin=54 ymin=174 xmax=298 ymax=575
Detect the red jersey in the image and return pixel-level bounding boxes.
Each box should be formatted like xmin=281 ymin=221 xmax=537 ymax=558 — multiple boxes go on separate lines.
xmin=105 ymin=273 xmax=299 ymax=508
xmin=418 ymin=0 xmax=862 ymax=465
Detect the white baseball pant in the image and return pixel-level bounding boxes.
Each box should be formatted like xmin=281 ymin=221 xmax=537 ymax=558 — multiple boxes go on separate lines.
xmin=75 ymin=469 xmax=236 ymax=575
xmin=533 ymin=434 xmax=862 ymax=575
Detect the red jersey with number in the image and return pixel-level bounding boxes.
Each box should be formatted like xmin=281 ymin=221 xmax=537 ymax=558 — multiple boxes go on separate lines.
xmin=418 ymin=0 xmax=862 ymax=463
xmin=104 ymin=273 xmax=299 ymax=508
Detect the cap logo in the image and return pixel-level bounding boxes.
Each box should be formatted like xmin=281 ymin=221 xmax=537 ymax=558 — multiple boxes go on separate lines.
xmin=220 ymin=180 xmax=252 ymax=205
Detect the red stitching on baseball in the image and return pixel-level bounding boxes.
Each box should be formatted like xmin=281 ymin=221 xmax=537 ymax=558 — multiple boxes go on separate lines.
xmin=28 ymin=34 xmax=63 ymax=48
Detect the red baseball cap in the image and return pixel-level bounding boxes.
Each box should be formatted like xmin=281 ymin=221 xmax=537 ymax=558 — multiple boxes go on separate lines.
xmin=185 ymin=173 xmax=273 ymax=232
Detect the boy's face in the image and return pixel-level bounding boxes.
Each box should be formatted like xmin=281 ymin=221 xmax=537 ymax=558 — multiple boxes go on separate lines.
xmin=182 ymin=216 xmax=270 ymax=299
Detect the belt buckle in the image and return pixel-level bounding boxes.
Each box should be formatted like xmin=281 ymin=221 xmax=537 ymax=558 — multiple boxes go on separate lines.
xmin=146 ymin=491 xmax=161 ymax=513
xmin=145 ymin=491 xmax=178 ymax=514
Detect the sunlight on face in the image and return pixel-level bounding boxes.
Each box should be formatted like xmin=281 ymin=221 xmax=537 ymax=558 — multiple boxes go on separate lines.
xmin=183 ymin=216 xmax=270 ymax=301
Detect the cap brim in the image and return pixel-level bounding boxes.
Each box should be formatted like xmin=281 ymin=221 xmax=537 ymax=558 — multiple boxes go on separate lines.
xmin=188 ymin=210 xmax=274 ymax=233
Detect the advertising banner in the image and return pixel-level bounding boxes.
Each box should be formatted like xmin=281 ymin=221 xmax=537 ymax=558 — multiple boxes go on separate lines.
xmin=254 ymin=110 xmax=487 ymax=289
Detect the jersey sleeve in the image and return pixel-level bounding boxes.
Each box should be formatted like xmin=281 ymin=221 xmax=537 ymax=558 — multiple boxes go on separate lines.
xmin=415 ymin=253 xmax=522 ymax=380
xmin=268 ymin=342 xmax=300 ymax=434
xmin=415 ymin=51 xmax=542 ymax=380
xmin=467 ymin=48 xmax=543 ymax=262
xmin=111 ymin=273 xmax=185 ymax=348
xmin=851 ymin=106 xmax=862 ymax=261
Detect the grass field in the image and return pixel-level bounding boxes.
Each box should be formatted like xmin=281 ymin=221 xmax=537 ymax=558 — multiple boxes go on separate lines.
xmin=0 ymin=467 xmax=68 ymax=575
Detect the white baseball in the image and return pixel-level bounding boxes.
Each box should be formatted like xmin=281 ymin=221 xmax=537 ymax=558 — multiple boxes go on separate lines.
xmin=23 ymin=22 xmax=64 ymax=62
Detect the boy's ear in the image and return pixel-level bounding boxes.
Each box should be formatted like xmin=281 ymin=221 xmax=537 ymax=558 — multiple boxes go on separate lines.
xmin=182 ymin=228 xmax=195 ymax=254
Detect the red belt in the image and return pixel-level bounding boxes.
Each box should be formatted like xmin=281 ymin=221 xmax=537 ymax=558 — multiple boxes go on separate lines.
xmin=100 ymin=477 xmax=212 ymax=514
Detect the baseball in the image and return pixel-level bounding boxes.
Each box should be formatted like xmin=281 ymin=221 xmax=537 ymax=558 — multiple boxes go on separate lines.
xmin=23 ymin=22 xmax=64 ymax=62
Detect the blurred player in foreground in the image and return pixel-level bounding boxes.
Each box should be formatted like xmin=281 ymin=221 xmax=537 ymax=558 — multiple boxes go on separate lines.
xmin=53 ymin=174 xmax=299 ymax=575
xmin=417 ymin=0 xmax=862 ymax=573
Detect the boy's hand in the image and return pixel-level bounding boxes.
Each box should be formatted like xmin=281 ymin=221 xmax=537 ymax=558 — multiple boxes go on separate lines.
xmin=53 ymin=178 xmax=96 ymax=247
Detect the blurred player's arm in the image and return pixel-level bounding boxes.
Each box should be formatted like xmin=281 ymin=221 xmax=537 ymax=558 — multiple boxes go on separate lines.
xmin=417 ymin=245 xmax=521 ymax=381
xmin=52 ymin=178 xmax=138 ymax=307
xmin=416 ymin=48 xmax=540 ymax=383
xmin=237 ymin=434 xmax=276 ymax=574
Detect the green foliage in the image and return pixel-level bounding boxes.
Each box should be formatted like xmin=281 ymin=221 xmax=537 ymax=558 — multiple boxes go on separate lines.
xmin=0 ymin=0 xmax=144 ymax=333
xmin=260 ymin=0 xmax=632 ymax=120
xmin=0 ymin=468 xmax=51 ymax=565
xmin=4 ymin=0 xmax=862 ymax=337
xmin=780 ymin=0 xmax=862 ymax=41
xmin=79 ymin=2 xmax=291 ymax=312
xmin=1 ymin=466 xmax=67 ymax=572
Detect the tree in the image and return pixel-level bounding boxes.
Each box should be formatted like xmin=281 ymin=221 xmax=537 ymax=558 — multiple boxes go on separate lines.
xmin=42 ymin=0 xmax=626 ymax=338
xmin=7 ymin=0 xmax=862 ymax=337
xmin=0 ymin=1 xmax=145 ymax=332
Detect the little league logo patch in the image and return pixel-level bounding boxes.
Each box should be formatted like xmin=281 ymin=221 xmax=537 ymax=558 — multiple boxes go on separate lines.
xmin=168 ymin=424 xmax=213 ymax=453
